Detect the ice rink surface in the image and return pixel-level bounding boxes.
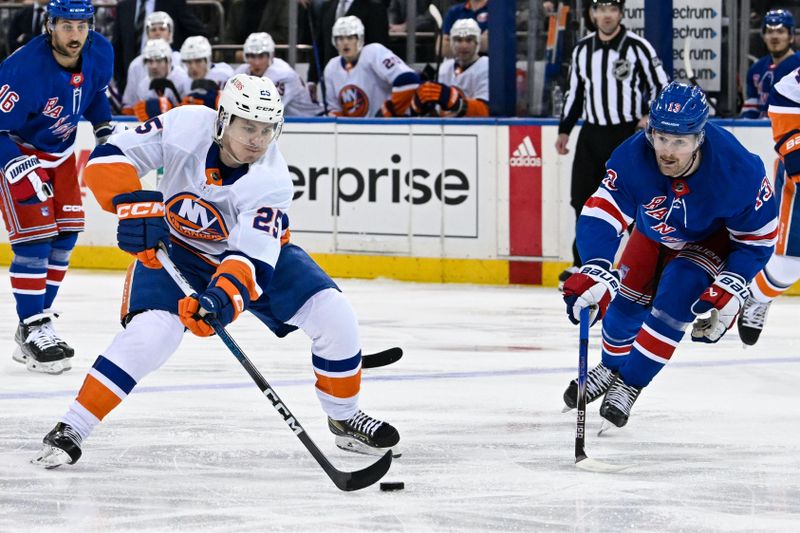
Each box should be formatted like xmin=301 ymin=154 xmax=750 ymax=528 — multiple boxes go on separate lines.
xmin=1 ymin=269 xmax=799 ymax=532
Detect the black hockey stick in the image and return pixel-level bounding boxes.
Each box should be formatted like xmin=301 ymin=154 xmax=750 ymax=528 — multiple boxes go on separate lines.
xmin=307 ymin=8 xmax=329 ymax=115
xmin=156 ymin=248 xmax=392 ymax=491
xmin=574 ymin=306 xmax=630 ymax=473
xmin=362 ymin=347 xmax=403 ymax=369
xmin=428 ymin=3 xmax=444 ymax=81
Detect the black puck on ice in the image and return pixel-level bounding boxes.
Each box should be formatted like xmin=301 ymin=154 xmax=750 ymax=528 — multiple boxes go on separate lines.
xmin=379 ymin=481 xmax=405 ymax=491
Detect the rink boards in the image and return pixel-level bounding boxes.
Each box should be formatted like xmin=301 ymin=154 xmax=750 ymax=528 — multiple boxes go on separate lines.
xmin=0 ymin=117 xmax=796 ymax=293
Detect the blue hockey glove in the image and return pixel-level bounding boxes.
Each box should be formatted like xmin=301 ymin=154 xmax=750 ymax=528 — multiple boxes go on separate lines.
xmin=690 ymin=272 xmax=748 ymax=343
xmin=112 ymin=190 xmax=171 ymax=269
xmin=563 ymin=259 xmax=620 ymax=326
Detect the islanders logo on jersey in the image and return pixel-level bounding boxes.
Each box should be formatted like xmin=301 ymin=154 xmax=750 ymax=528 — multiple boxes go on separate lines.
xmin=338 ymin=84 xmax=370 ymax=117
xmin=166 ymin=193 xmax=229 ymax=242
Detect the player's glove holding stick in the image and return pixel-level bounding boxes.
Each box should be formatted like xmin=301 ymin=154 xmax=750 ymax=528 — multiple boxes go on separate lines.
xmin=112 ymin=190 xmax=171 ymax=269
xmin=690 ymin=272 xmax=748 ymax=343
xmin=562 ymin=259 xmax=620 ymax=326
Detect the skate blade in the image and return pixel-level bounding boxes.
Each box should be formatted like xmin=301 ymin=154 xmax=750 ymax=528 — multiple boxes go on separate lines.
xmin=576 ymin=457 xmax=631 ymax=473
xmin=562 ymin=405 xmax=574 ymax=413
xmin=26 ymin=358 xmax=71 ymax=375
xmin=597 ymin=419 xmax=622 ymax=436
xmin=12 ymin=347 xmax=26 ymax=364
xmin=334 ymin=436 xmax=402 ymax=458
xmin=31 ymin=445 xmax=73 ymax=469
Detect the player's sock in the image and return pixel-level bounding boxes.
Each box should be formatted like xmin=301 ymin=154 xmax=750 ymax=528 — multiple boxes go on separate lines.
xmin=9 ymin=242 xmax=50 ymax=321
xmin=43 ymin=232 xmax=78 ymax=310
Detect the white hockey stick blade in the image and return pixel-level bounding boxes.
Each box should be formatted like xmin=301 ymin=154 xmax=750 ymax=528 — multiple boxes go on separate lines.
xmin=575 ymin=457 xmax=631 ymax=473
xmin=428 ymin=3 xmax=443 ymax=29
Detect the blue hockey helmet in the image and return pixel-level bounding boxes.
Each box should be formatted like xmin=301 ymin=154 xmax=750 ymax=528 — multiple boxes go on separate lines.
xmin=647 ymin=81 xmax=709 ymax=146
xmin=47 ymin=0 xmax=95 ymax=21
xmin=762 ymin=9 xmax=795 ymax=34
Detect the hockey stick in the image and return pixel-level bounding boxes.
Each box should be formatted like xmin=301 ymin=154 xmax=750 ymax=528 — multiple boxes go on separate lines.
xmin=574 ymin=306 xmax=630 ymax=473
xmin=428 ymin=3 xmax=443 ymax=81
xmin=362 ymin=347 xmax=403 ymax=369
xmin=683 ymin=36 xmax=718 ymax=114
xmin=307 ymin=8 xmax=329 ymax=115
xmin=155 ymin=248 xmax=392 ymax=491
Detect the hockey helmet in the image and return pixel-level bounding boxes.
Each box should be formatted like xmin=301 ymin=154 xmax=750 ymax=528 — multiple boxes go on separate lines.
xmin=647 ymin=81 xmax=709 ymax=146
xmin=762 ymin=9 xmax=795 ymax=34
xmin=180 ymin=35 xmax=212 ymax=62
xmin=450 ymin=18 xmax=481 ymax=41
xmin=146 ymin=11 xmax=174 ymax=43
xmin=143 ymin=39 xmax=172 ymax=62
xmin=215 ymin=74 xmax=284 ymax=149
xmin=47 ymin=0 xmax=94 ymax=20
xmin=243 ymin=32 xmax=276 ymax=56
xmin=332 ymin=16 xmax=365 ymax=48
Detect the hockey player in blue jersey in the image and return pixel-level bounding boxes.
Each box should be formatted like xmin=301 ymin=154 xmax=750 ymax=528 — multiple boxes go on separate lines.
xmin=0 ymin=0 xmax=114 ymax=374
xmin=561 ymin=82 xmax=778 ymax=429
xmin=740 ymin=9 xmax=800 ymax=119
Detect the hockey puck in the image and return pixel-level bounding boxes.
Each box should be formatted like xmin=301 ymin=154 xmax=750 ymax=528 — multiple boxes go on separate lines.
xmin=379 ymin=481 xmax=405 ymax=492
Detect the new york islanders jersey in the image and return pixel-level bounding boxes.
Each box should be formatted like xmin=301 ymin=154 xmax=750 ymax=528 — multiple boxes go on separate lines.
xmin=0 ymin=32 xmax=113 ymax=167
xmin=439 ymin=56 xmax=488 ymax=100
xmin=85 ymin=106 xmax=293 ymax=293
xmin=579 ymin=123 xmax=778 ymax=282
xmin=122 ymin=50 xmax=185 ymax=106
xmin=265 ymin=58 xmax=322 ymax=117
xmin=767 ymin=66 xmax=800 ymax=256
xmin=125 ymin=67 xmax=192 ymax=106
xmin=201 ymin=62 xmax=234 ymax=89
xmin=323 ymin=43 xmax=416 ymax=117
xmin=741 ymin=52 xmax=800 ymax=119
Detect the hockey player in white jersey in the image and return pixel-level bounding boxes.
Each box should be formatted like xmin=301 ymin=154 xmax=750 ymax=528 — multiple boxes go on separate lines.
xmin=122 ymin=39 xmax=191 ymax=121
xmin=324 ymin=16 xmax=420 ymax=117
xmin=121 ymin=11 xmax=185 ymax=110
xmin=234 ymin=32 xmax=322 ymax=117
xmin=32 ymin=74 xmax=400 ymax=468
xmin=412 ymin=18 xmax=489 ymax=117
xmin=180 ymin=35 xmax=234 ymax=108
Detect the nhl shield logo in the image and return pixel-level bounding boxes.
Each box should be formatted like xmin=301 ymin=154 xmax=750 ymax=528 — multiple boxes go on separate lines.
xmin=612 ymin=59 xmax=631 ymax=81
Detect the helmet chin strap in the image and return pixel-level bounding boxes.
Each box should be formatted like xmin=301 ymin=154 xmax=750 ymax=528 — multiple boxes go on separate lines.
xmin=217 ymin=138 xmax=248 ymax=168
xmin=673 ymin=149 xmax=699 ymax=179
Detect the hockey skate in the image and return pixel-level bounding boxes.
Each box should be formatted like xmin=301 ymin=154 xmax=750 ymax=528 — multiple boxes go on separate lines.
xmin=31 ymin=422 xmax=83 ymax=469
xmin=42 ymin=309 xmax=76 ymax=358
xmin=558 ymin=266 xmax=579 ymax=292
xmin=328 ymin=410 xmax=401 ymax=458
xmin=737 ymin=296 xmax=771 ymax=346
xmin=563 ymin=362 xmax=616 ymax=411
xmin=12 ymin=314 xmax=71 ymax=374
xmin=599 ymin=376 xmax=642 ymax=432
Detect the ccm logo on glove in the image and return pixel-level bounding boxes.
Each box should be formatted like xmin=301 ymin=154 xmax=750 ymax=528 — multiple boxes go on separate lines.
xmin=116 ymin=202 xmax=165 ymax=219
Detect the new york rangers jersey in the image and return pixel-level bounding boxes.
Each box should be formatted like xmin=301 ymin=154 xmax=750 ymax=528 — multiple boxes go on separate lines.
xmin=323 ymin=43 xmax=416 ymax=117
xmin=85 ymin=105 xmax=293 ymax=292
xmin=122 ymin=50 xmax=185 ymax=106
xmin=580 ymin=123 xmax=778 ymax=282
xmin=0 ymin=32 xmax=113 ymax=166
xmin=236 ymin=59 xmax=322 ymax=117
xmin=741 ymin=52 xmax=800 ymax=119
xmin=767 ymin=66 xmax=800 ymax=256
xmin=439 ymin=56 xmax=488 ymax=101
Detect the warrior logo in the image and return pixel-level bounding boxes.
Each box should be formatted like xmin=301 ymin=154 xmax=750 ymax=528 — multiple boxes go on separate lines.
xmin=613 ymin=59 xmax=631 ymax=81
xmin=166 ymin=193 xmax=229 ymax=241
xmin=338 ymin=84 xmax=370 ymax=117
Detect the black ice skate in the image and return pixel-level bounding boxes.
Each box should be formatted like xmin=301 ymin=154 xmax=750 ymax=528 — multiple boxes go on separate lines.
xmin=31 ymin=422 xmax=83 ymax=469
xmin=599 ymin=376 xmax=642 ymax=430
xmin=42 ymin=309 xmax=76 ymax=358
xmin=737 ymin=296 xmax=771 ymax=346
xmin=563 ymin=362 xmax=616 ymax=411
xmin=12 ymin=314 xmax=71 ymax=374
xmin=328 ymin=410 xmax=400 ymax=457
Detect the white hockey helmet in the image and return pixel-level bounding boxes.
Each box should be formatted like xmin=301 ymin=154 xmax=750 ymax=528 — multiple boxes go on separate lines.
xmin=450 ymin=18 xmax=481 ymax=41
xmin=180 ymin=35 xmax=212 ymax=62
xmin=243 ymin=32 xmax=275 ymax=56
xmin=331 ymin=16 xmax=365 ymax=48
xmin=146 ymin=11 xmax=174 ymax=43
xmin=215 ymin=74 xmax=284 ymax=147
xmin=143 ymin=38 xmax=172 ymax=62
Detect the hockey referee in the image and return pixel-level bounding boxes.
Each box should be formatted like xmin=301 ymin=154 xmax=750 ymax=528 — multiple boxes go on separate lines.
xmin=555 ymin=0 xmax=669 ymax=287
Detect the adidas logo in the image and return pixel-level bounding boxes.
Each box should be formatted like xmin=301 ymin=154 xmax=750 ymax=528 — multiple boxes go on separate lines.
xmin=510 ymin=136 xmax=542 ymax=167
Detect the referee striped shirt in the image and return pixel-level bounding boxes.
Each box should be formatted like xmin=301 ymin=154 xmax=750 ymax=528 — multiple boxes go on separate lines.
xmin=559 ymin=26 xmax=670 ymax=134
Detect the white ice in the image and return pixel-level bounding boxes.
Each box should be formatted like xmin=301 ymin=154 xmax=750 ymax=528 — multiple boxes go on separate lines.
xmin=1 ymin=269 xmax=799 ymax=532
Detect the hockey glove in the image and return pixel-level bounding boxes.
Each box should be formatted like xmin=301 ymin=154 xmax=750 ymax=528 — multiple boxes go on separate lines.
xmin=3 ymin=155 xmax=53 ymax=204
xmin=562 ymin=259 xmax=620 ymax=326
xmin=690 ymin=272 xmax=748 ymax=343
xmin=132 ymin=97 xmax=172 ymax=121
xmin=181 ymin=79 xmax=219 ymax=109
xmin=149 ymin=78 xmax=180 ymax=100
xmin=93 ymin=122 xmax=114 ymax=145
xmin=112 ymin=190 xmax=171 ymax=269
xmin=178 ymin=270 xmax=250 ymax=337
xmin=410 ymin=91 xmax=436 ymax=116
xmin=415 ymin=81 xmax=464 ymax=113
